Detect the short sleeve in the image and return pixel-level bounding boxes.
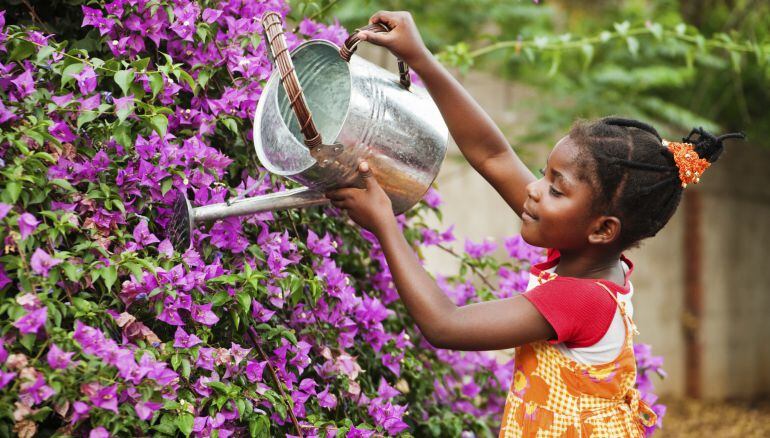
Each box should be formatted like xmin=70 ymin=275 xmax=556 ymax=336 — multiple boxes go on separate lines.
xmin=522 ymin=278 xmax=617 ymax=348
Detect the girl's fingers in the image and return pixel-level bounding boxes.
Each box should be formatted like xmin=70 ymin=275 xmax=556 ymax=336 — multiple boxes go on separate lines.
xmin=330 ymin=199 xmax=349 ymax=210
xmin=325 ymin=190 xmax=349 ymax=201
xmin=370 ymin=10 xmax=398 ymax=27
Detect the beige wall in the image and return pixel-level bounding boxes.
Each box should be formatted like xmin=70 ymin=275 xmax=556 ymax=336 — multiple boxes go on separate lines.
xmin=359 ymin=45 xmax=770 ymax=398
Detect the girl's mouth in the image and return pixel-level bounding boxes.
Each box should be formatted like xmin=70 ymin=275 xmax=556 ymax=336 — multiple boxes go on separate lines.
xmin=522 ymin=204 xmax=538 ymax=221
xmin=522 ymin=211 xmax=537 ymax=222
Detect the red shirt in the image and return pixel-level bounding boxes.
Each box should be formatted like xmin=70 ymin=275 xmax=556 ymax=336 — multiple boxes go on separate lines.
xmin=522 ymin=249 xmax=633 ymax=348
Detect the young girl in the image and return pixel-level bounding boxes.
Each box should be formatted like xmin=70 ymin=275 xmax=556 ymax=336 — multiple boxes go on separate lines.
xmin=324 ymin=11 xmax=744 ymax=437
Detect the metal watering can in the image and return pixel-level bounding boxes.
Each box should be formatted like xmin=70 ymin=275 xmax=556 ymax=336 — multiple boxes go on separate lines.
xmin=169 ymin=12 xmax=448 ymax=251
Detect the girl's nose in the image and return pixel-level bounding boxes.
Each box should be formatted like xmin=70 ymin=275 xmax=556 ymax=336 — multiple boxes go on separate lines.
xmin=526 ymin=181 xmax=540 ymax=201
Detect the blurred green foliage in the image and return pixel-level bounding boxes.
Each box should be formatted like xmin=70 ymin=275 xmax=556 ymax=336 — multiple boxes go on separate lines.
xmin=299 ymin=0 xmax=768 ymax=147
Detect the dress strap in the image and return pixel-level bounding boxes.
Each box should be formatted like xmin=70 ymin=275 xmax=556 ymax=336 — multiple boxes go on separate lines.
xmin=595 ymin=281 xmax=640 ymax=337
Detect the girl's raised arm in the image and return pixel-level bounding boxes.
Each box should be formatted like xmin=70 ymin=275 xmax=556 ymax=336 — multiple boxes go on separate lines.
xmin=357 ymin=11 xmax=536 ymax=217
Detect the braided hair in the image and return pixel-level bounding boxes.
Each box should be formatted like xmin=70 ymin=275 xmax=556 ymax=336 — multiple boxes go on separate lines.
xmin=569 ymin=116 xmax=745 ymax=249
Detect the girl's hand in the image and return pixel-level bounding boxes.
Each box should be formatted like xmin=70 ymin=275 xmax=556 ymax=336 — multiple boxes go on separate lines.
xmin=357 ymin=11 xmax=431 ymax=67
xmin=325 ymin=162 xmax=394 ymax=234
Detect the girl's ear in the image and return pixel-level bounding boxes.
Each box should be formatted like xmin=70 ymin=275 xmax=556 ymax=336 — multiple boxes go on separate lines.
xmin=588 ymin=215 xmax=622 ymax=245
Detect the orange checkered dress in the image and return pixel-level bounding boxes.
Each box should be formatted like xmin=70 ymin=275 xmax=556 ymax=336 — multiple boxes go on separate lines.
xmin=499 ymin=281 xmax=657 ymax=437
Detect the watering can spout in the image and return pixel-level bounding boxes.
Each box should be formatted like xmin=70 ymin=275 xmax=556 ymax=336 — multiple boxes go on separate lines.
xmin=168 ymin=188 xmax=328 ymax=252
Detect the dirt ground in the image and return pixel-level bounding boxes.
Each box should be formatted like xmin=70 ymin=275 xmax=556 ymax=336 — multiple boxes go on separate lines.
xmin=656 ymin=397 xmax=770 ymax=437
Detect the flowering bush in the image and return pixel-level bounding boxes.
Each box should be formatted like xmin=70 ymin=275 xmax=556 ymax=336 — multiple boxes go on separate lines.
xmin=0 ymin=1 xmax=665 ymax=436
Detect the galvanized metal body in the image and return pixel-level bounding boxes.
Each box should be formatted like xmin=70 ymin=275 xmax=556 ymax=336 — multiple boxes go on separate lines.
xmin=169 ymin=39 xmax=448 ymax=251
xmin=253 ymin=39 xmax=448 ymax=214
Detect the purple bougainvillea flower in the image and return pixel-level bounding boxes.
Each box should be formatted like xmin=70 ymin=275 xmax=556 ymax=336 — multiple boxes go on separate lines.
xmin=47 ymin=344 xmax=75 ymax=369
xmin=230 ymin=342 xmax=251 ymax=366
xmin=113 ymin=94 xmax=134 ymax=112
xmin=0 ymin=203 xmax=12 ymax=220
xmin=13 ymin=306 xmax=47 ymax=334
xmin=173 ymin=327 xmax=202 ymax=348
xmin=79 ymin=93 xmax=101 ymax=111
xmin=11 ymin=70 xmax=35 ymax=98
xmin=133 ymin=220 xmax=160 ymax=246
xmin=51 ymin=93 xmax=74 ymax=107
xmin=317 ymin=384 xmax=337 ymax=409
xmin=71 ymin=64 xmax=97 ymax=95
xmin=191 ymin=302 xmax=219 ymax=326
xmin=134 ymin=400 xmax=162 ymax=421
xmin=0 ymin=100 xmax=16 ymax=124
xmin=91 ymin=384 xmax=119 ymax=413
xmin=422 ymin=187 xmax=442 ymax=208
xmin=251 ymin=299 xmax=275 ymax=323
xmin=202 ymin=8 xmax=222 ymax=23
xmin=0 ymin=264 xmax=11 ymax=289
xmin=70 ymin=401 xmax=91 ymax=424
xmin=368 ymin=400 xmax=408 ymax=435
xmin=377 ymin=378 xmax=400 ymax=400
xmin=18 ymin=213 xmax=39 ymax=239
xmin=306 ymin=230 xmax=336 ymax=257
xmin=0 ymin=370 xmax=15 ymax=389
xmin=504 ymin=234 xmax=545 ymax=263
xmin=0 ymin=370 xmax=16 ymax=389
xmin=158 ymin=239 xmax=174 ymax=257
xmin=20 ymin=374 xmax=55 ymax=405
xmin=30 ymin=248 xmax=62 ymax=277
xmin=245 ymin=360 xmax=266 ymax=382
xmin=82 ymin=6 xmax=114 ymax=36
xmin=49 ymin=121 xmax=78 ymax=143
xmin=89 ymin=426 xmax=110 ymax=438
xmin=464 ymin=238 xmax=498 ymax=259
xmin=381 ymin=353 xmax=401 ymax=376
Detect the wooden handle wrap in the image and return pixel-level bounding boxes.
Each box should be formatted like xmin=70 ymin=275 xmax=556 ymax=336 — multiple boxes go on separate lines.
xmin=261 ymin=12 xmax=322 ymax=148
xmin=340 ymin=23 xmax=411 ymax=89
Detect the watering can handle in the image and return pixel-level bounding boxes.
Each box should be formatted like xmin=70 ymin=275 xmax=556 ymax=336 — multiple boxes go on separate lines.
xmin=261 ymin=11 xmax=323 ymax=149
xmin=340 ymin=24 xmax=411 ymax=90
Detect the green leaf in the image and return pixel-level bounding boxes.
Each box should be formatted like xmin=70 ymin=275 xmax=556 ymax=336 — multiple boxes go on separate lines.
xmin=101 ymin=265 xmax=118 ymax=290
xmin=132 ymin=57 xmax=151 ymax=71
xmin=20 ymin=333 xmax=36 ymax=351
xmin=731 ymin=51 xmax=742 ymax=73
xmin=51 ymin=178 xmax=75 ymax=192
xmin=211 ymin=291 xmax=231 ymax=307
xmin=149 ymin=114 xmax=168 ymax=137
xmin=236 ymin=291 xmax=251 ymax=314
xmin=72 ymin=297 xmax=92 ymax=312
xmin=149 ymin=72 xmax=164 ymax=98
xmin=36 ymin=46 xmax=57 ymax=63
xmin=62 ymin=263 xmax=83 ymax=282
xmin=206 ymin=381 xmax=229 ymax=394
xmin=222 ymin=117 xmax=239 ymax=134
xmin=114 ymin=69 xmax=136 ymax=96
xmin=171 ymin=353 xmax=182 ymax=370
xmin=3 ymin=181 xmax=22 ymax=204
xmin=10 ymin=39 xmax=35 ymax=61
xmin=153 ymin=414 xmax=178 ymax=435
xmin=581 ymin=43 xmax=594 ymax=70
xmin=197 ymin=70 xmax=212 ymax=89
xmin=175 ymin=69 xmax=196 ymax=93
xmin=248 ymin=415 xmax=271 ymax=437
xmin=77 ymin=110 xmax=100 ymax=129
xmin=181 ymin=358 xmax=191 ymax=379
xmin=61 ymin=63 xmax=84 ymax=89
xmin=626 ymin=36 xmax=639 ymax=57
xmin=176 ymin=413 xmax=195 ymax=436
xmin=114 ymin=123 xmax=132 ymax=148
xmin=161 ymin=178 xmax=174 ymax=196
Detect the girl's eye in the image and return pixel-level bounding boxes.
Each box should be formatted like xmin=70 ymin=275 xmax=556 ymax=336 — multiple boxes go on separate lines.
xmin=538 ymin=168 xmax=546 ymax=176
xmin=549 ymin=186 xmax=562 ymax=197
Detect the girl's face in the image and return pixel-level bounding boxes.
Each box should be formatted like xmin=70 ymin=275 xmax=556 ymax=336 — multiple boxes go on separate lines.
xmin=520 ymin=135 xmax=600 ymax=250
